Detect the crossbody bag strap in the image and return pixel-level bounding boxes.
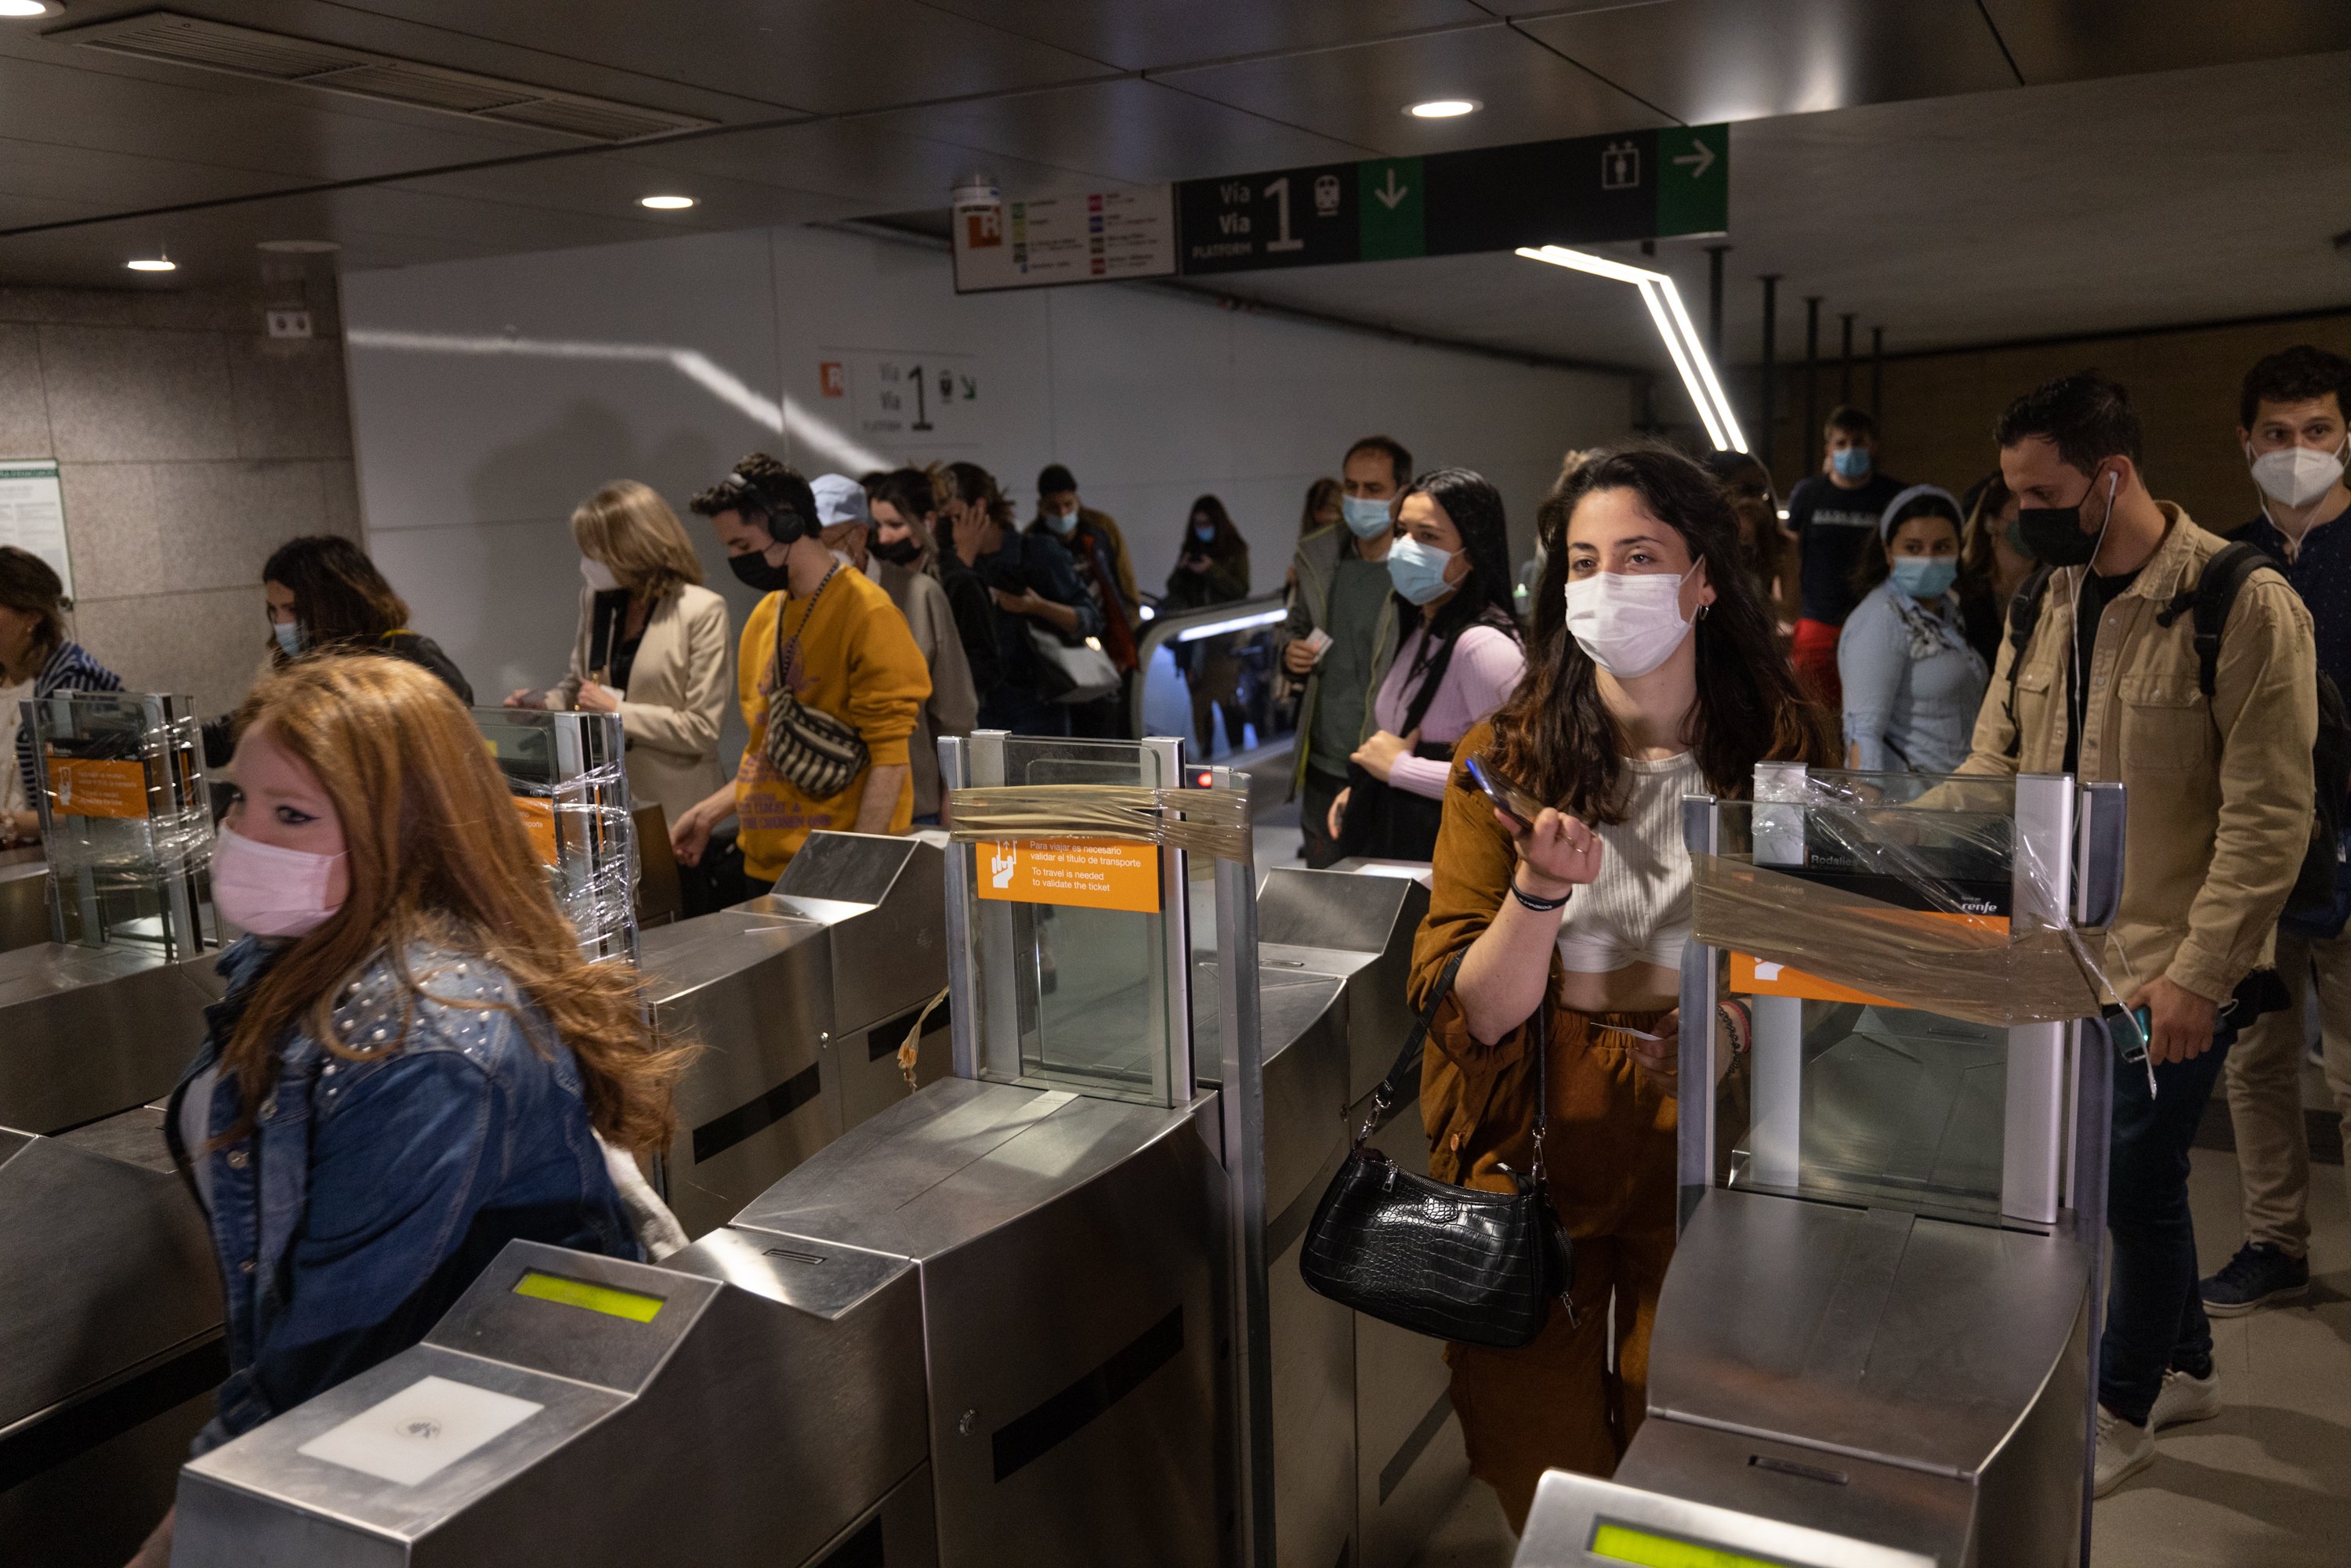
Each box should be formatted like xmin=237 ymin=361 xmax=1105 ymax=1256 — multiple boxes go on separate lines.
xmin=1397 ymin=626 xmax=1465 ymax=738
xmin=770 ymin=564 xmax=840 ymax=694
xmin=1358 ymin=946 xmax=1466 ymax=1141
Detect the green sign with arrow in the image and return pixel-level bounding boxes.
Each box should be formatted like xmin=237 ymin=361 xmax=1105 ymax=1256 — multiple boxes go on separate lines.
xmin=1175 ymin=123 xmax=1727 ymax=277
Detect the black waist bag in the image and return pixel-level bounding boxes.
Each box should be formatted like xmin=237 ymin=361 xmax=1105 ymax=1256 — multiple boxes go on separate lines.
xmin=1299 ymin=950 xmax=1572 ymax=1349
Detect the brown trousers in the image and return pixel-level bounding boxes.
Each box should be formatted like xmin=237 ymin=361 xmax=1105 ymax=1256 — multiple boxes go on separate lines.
xmin=1433 ymin=1006 xmax=1679 ymax=1534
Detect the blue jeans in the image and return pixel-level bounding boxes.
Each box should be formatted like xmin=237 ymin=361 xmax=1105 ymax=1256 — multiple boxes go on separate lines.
xmin=2099 ymin=1009 xmax=2245 ymax=1424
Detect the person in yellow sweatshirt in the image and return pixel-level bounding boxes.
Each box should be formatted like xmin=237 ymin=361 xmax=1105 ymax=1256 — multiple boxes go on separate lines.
xmin=669 ymin=454 xmax=931 ymax=891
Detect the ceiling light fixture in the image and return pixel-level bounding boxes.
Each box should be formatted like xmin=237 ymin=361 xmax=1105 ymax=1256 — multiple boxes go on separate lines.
xmin=638 ymin=194 xmax=695 ymax=211
xmin=0 ymin=0 xmax=64 ymax=17
xmin=1407 ymin=99 xmax=1479 ymax=119
xmin=1516 ymin=244 xmax=1748 ymax=454
xmin=126 ymin=252 xmax=176 ymax=273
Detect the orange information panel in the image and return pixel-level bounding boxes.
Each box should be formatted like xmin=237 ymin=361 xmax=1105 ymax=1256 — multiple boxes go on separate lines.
xmin=43 ymin=755 xmax=149 ymax=820
xmin=977 ymin=838 xmax=1160 ymax=914
xmin=514 ymin=797 xmax=560 ymax=866
xmin=1730 ymin=910 xmax=2009 ymax=1008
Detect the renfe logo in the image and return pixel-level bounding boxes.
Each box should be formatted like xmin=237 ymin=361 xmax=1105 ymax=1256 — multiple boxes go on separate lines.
xmin=965 ymin=208 xmax=1003 ymax=248
xmin=991 ymin=843 xmax=1019 ymax=889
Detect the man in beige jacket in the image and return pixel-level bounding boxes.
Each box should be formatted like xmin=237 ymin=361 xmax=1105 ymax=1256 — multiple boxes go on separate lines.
xmin=1959 ymin=373 xmax=2317 ymax=1495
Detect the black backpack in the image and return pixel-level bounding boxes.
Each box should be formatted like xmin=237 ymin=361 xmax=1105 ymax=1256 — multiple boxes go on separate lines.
xmin=2001 ymin=542 xmax=2349 ymax=923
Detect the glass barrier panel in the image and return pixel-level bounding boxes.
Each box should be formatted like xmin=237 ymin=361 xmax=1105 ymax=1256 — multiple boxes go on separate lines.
xmin=1708 ymin=780 xmax=2030 ymax=1224
xmin=1133 ymin=596 xmax=1294 ymax=768
xmin=961 ymin=734 xmax=1190 ymax=1106
xmin=473 ymin=708 xmax=636 ymax=964
xmin=28 ymin=690 xmax=212 ymax=954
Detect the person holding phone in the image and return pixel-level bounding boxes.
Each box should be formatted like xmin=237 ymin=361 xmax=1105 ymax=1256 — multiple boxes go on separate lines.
xmin=1164 ymin=495 xmax=1252 ymax=757
xmin=1408 ymin=446 xmax=1835 ymax=1529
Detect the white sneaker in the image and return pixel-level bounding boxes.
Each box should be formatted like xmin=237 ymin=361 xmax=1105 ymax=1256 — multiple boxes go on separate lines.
xmin=2094 ymin=1405 xmax=2156 ymax=1497
xmin=2149 ymin=1367 xmax=2221 ymax=1430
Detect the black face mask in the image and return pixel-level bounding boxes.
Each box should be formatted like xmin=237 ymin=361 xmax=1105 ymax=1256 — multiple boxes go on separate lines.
xmin=870 ymin=535 xmax=922 ymax=567
xmin=2014 ymin=466 xmax=2116 ymax=568
xmin=728 ymin=549 xmax=792 ymax=593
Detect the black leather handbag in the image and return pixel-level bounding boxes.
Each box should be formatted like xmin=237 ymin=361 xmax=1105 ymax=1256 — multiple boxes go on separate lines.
xmin=1299 ymin=950 xmax=1574 ymax=1349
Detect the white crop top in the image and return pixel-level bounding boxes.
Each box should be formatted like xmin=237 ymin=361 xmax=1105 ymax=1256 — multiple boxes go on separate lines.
xmin=1553 ymin=752 xmax=1700 ymax=975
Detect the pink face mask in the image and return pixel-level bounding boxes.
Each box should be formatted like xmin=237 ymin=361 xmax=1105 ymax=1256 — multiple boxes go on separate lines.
xmin=212 ymin=824 xmax=347 ymax=937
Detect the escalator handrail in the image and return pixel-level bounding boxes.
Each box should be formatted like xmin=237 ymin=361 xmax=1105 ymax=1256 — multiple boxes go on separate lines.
xmin=1125 ymin=592 xmax=1288 ymax=741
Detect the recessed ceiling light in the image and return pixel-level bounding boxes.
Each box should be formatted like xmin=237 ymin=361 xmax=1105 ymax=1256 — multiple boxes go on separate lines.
xmin=126 ymin=255 xmax=176 ymax=273
xmin=638 ymin=194 xmax=695 ymax=211
xmin=1407 ymin=99 xmax=1479 ymax=119
xmin=0 ymin=0 xmax=64 ymax=18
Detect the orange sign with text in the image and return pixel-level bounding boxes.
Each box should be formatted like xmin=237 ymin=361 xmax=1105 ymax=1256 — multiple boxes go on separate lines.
xmin=977 ymin=838 xmax=1159 ymax=914
xmin=514 ymin=797 xmax=560 ymax=866
xmin=1731 ymin=910 xmax=2009 ymax=1007
xmin=43 ymin=755 xmax=148 ymax=820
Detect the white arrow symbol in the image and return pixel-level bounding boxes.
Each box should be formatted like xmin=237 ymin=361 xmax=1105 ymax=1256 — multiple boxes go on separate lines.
xmin=1672 ymin=139 xmax=1716 ymax=179
xmin=1373 ymin=168 xmax=1411 ymax=210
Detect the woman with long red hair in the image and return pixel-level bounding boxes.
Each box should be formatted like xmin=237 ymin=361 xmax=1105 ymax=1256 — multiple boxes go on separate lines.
xmin=128 ymin=655 xmax=690 ymax=1566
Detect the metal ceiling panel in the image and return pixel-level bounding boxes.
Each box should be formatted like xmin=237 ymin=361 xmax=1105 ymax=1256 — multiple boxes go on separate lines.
xmin=908 ymin=0 xmax=1486 ymax=73
xmin=871 ymin=76 xmax=1377 ymax=192
xmin=1154 ymin=22 xmax=1672 ymax=158
xmin=256 ymin=0 xmax=1119 ymax=118
xmin=381 ymin=154 xmax=871 ymax=237
xmin=1516 ymin=0 xmax=2020 ymax=124
xmin=1976 ymin=0 xmax=2351 ymax=85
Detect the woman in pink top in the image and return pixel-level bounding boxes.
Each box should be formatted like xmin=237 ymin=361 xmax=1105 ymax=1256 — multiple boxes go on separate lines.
xmin=1330 ymin=468 xmax=1527 ymax=859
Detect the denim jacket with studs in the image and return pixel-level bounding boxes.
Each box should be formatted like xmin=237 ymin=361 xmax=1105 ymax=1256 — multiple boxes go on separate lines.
xmin=165 ymin=935 xmax=638 ymax=1454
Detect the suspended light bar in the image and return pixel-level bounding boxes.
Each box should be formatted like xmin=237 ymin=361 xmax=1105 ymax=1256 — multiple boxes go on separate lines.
xmin=1514 ymin=244 xmax=1749 ymax=454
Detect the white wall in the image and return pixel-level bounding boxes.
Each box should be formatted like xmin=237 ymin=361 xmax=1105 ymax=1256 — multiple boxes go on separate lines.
xmin=342 ymin=223 xmax=1635 ymax=744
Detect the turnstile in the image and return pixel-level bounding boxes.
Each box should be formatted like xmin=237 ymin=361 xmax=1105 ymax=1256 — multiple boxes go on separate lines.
xmin=643 ymin=831 xmax=949 ymax=1238
xmin=1516 ymin=770 xmax=2125 ymax=1568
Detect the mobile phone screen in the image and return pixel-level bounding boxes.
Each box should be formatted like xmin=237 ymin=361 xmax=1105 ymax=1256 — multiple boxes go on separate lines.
xmin=1465 ymin=755 xmax=1545 ymax=831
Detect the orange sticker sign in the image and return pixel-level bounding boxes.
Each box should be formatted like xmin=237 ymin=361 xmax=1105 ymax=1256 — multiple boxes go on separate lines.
xmin=1731 ymin=911 xmax=2009 ymax=1007
xmin=976 ymin=838 xmax=1159 ymax=914
xmin=514 ymin=797 xmax=559 ymax=867
xmin=44 ymin=755 xmax=148 ymax=820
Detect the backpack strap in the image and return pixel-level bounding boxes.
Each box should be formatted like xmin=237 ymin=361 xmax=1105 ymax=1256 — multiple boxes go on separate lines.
xmin=2153 ymin=541 xmax=2270 ymax=699
xmin=2001 ymin=563 xmax=2056 ymax=759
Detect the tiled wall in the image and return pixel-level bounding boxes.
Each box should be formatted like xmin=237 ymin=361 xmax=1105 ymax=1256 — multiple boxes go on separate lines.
xmin=0 ymin=266 xmax=360 ymax=716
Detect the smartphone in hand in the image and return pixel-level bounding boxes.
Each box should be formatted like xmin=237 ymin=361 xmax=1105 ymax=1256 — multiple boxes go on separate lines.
xmin=1465 ymin=755 xmax=1546 ymax=834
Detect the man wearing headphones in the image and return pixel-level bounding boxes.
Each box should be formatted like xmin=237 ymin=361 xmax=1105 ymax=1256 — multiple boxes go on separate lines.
xmin=673 ymin=453 xmax=931 ymax=891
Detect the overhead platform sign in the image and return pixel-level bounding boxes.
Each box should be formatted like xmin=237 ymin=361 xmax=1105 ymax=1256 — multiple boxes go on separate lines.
xmin=949 ymin=122 xmax=1726 ymax=290
xmin=1175 ymin=123 xmax=1727 ymax=275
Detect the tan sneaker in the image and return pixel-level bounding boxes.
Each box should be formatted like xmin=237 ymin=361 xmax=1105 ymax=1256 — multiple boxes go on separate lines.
xmin=2095 ymin=1404 xmax=2155 ymax=1497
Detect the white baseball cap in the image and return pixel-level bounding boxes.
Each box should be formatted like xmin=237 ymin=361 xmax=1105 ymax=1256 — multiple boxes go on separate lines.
xmin=810 ymin=473 xmax=870 ymax=528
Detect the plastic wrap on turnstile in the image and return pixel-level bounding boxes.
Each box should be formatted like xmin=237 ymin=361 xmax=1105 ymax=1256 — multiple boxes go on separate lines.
xmin=947 ymin=782 xmax=1252 ymax=860
xmin=513 ymin=756 xmax=637 ymax=954
xmin=37 ymin=710 xmax=214 ymax=883
xmin=1697 ymin=769 xmax=2137 ymax=1030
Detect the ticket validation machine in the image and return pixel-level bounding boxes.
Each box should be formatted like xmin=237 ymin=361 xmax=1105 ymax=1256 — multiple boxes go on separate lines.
xmin=168 ymin=733 xmax=1255 ymax=1568
xmin=1515 ymin=771 xmax=2125 ymax=1568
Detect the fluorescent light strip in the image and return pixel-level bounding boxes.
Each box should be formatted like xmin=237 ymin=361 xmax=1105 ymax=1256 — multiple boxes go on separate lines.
xmin=1176 ymin=607 xmax=1288 ymax=643
xmin=1514 ymin=245 xmax=1749 ymax=454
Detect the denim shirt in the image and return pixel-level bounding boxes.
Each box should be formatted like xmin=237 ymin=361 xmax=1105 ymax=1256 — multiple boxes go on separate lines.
xmin=1837 ymin=577 xmax=1991 ymax=774
xmin=165 ymin=936 xmax=639 ymax=1454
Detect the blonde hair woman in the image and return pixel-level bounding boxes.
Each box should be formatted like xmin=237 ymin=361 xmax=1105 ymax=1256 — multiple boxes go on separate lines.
xmin=507 ymin=480 xmax=731 ymax=834
xmin=131 ymin=656 xmax=690 ymax=1566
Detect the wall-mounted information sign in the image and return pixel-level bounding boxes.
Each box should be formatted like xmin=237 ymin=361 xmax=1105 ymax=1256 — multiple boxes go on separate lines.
xmin=952 ymin=186 xmax=1178 ymax=293
xmin=1174 ymin=123 xmax=1727 ymax=277
xmin=819 ymin=349 xmax=983 ymax=447
xmin=0 ymin=458 xmax=72 ymax=599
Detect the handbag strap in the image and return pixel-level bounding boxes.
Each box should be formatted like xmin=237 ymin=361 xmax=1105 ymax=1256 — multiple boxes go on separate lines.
xmin=770 ymin=563 xmax=840 ymax=697
xmin=1356 ymin=943 xmax=1552 ymax=1187
xmin=1397 ymin=625 xmax=1465 ymax=737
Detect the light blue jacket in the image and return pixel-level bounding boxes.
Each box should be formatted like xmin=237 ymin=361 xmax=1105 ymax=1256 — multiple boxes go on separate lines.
xmin=1837 ymin=578 xmax=1990 ymax=774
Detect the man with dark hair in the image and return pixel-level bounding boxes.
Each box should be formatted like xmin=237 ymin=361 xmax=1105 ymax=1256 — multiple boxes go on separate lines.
xmin=1031 ymin=463 xmax=1141 ymax=737
xmin=2204 ymin=345 xmax=2351 ymax=1318
xmin=1960 ymin=371 xmax=2317 ymax=1494
xmin=1280 ymin=433 xmax=1411 ymax=865
xmin=1781 ymin=404 xmax=1904 ymax=707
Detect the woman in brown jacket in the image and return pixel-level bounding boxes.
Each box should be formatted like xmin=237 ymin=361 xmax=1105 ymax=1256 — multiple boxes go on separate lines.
xmin=1411 ymin=446 xmax=1834 ymax=1530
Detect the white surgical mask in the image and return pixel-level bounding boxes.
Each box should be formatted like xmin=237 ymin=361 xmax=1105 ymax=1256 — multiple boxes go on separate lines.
xmin=2248 ymin=439 xmax=2348 ymax=509
xmin=580 ymin=556 xmax=621 ymax=593
xmin=212 ymin=824 xmax=346 ymax=938
xmin=1564 ymin=563 xmax=1700 ymax=679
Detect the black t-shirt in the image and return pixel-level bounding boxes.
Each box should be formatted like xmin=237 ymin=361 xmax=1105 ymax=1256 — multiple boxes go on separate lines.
xmin=2063 ymin=564 xmax=2142 ymax=776
xmin=1787 ymin=471 xmax=1906 ymax=626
